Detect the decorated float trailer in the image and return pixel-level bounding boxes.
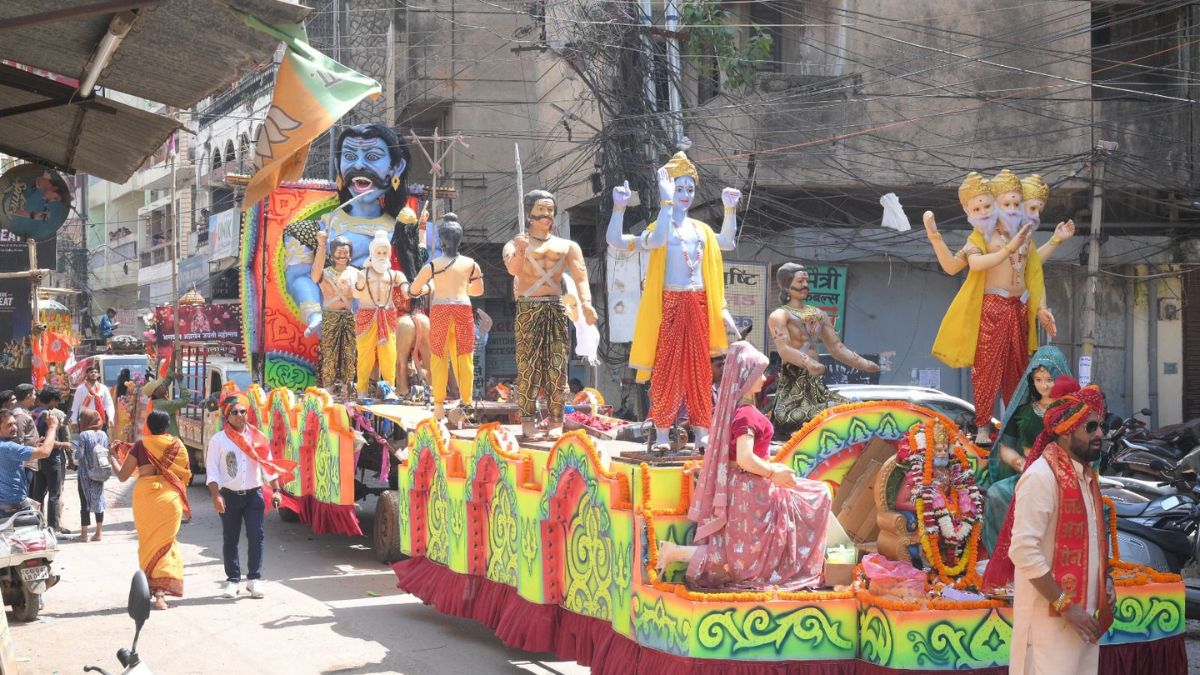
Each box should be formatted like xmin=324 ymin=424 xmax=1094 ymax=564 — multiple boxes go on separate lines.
xmin=235 ymin=176 xmax=1184 ymax=673
xmin=382 ymin=401 xmax=1185 ymax=674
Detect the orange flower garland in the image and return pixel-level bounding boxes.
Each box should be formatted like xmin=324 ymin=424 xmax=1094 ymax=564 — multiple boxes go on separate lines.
xmin=1102 ymin=495 xmax=1121 ymax=561
xmin=908 ymin=421 xmax=984 ymax=582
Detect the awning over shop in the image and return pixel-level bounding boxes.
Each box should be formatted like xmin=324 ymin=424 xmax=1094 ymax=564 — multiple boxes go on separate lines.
xmin=0 ymin=0 xmax=312 ymax=182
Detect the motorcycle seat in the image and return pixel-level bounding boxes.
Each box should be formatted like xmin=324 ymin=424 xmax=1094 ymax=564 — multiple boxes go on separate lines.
xmin=1112 ymin=499 xmax=1149 ymax=517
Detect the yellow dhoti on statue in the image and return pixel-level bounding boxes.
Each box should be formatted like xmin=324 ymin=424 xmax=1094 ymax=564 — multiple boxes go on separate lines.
xmin=356 ymin=307 xmax=399 ymax=393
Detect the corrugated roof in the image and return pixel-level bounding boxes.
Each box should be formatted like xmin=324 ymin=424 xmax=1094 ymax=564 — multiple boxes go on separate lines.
xmin=0 ymin=0 xmax=309 ymax=109
xmin=0 ymin=0 xmax=311 ymax=181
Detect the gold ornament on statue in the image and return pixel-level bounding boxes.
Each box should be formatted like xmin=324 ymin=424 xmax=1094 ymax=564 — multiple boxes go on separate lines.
xmin=957 ymin=172 xmax=990 ymax=209
xmin=1021 ymin=174 xmax=1050 ymax=203
xmin=663 ymin=151 xmax=699 ymax=185
xmin=932 ymin=420 xmax=950 ymax=448
xmin=988 ymin=169 xmax=1022 ymax=197
xmin=398 ymin=206 xmax=418 ymax=225
xmin=391 ymin=175 xmax=401 ymax=191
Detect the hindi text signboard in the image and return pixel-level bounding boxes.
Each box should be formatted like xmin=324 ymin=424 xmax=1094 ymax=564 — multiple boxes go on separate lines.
xmin=723 ymin=260 xmax=770 ymax=355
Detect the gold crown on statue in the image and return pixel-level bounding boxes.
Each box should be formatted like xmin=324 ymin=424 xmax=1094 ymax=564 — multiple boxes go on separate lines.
xmin=988 ymin=169 xmax=1022 ymax=197
xmin=663 ymin=151 xmax=699 ymax=185
xmin=397 ymin=206 xmax=418 ymax=225
xmin=958 ymin=172 xmax=990 ymax=208
xmin=1021 ymin=174 xmax=1050 ymax=202
xmin=932 ymin=420 xmax=951 ymax=447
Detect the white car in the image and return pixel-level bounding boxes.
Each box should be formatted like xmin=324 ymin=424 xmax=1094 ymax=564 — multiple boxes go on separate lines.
xmin=828 ymin=384 xmax=999 ymax=437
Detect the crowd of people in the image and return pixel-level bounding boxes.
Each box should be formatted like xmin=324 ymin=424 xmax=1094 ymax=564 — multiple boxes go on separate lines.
xmin=0 ymin=363 xmax=297 ymax=613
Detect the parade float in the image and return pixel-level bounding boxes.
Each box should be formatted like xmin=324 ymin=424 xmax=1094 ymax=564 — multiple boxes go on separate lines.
xmin=233 ymin=135 xmax=1187 ymax=672
xmin=384 ymin=401 xmax=1186 ymax=674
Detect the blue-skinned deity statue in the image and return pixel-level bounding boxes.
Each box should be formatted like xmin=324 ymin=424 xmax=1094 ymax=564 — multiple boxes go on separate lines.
xmin=283 ymin=124 xmax=420 ymax=335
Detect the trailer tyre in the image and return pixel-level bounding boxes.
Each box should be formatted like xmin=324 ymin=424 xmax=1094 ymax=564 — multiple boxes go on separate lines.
xmin=374 ymin=491 xmax=403 ymax=564
xmin=278 ymin=505 xmax=300 ymax=523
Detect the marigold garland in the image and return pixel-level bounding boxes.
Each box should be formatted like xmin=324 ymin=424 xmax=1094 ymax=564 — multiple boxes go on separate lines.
xmin=907 ymin=421 xmax=984 ymax=582
xmin=1103 ymin=495 xmax=1121 ymax=561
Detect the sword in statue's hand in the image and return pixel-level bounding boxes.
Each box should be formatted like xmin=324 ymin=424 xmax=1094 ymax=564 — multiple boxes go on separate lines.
xmin=515 ymin=143 xmax=525 ymax=235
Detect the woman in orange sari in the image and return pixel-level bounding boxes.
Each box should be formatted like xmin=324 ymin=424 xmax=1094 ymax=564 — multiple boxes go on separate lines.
xmin=113 ymin=410 xmax=191 ymax=609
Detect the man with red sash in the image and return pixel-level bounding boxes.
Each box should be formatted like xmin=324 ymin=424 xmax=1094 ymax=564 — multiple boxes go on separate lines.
xmin=205 ymin=393 xmax=297 ymax=600
xmin=984 ymin=380 xmax=1111 ymax=674
xmin=70 ymin=365 xmax=114 ymax=432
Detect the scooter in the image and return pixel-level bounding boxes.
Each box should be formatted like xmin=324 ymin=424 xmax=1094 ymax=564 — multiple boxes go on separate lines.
xmin=1100 ymin=454 xmax=1200 ymax=618
xmin=84 ymin=570 xmax=154 ymax=675
xmin=1104 ymin=409 xmax=1198 ymax=478
xmin=0 ymin=508 xmax=59 ymax=622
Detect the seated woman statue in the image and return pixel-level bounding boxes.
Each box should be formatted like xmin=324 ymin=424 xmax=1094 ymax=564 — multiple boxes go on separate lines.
xmin=656 ymin=341 xmax=831 ymax=590
xmin=982 ymin=346 xmax=1071 ymax=553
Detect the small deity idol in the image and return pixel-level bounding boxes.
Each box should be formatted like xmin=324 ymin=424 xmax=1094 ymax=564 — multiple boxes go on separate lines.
xmin=768 ymin=263 xmax=878 ymax=438
xmin=606 ymin=152 xmax=740 ymax=452
xmin=503 ymin=190 xmax=596 ymax=440
xmin=409 ymin=214 xmax=484 ymax=420
xmin=350 ymin=232 xmax=409 ymax=398
xmin=896 ymin=422 xmax=983 ymax=568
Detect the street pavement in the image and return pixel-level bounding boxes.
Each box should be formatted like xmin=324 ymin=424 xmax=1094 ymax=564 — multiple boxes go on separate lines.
xmin=12 ymin=474 xmax=588 ymax=675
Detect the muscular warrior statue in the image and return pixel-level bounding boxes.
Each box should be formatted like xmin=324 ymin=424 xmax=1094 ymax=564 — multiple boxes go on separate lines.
xmin=769 ymin=263 xmax=879 ymax=438
xmin=409 ymin=214 xmax=484 ymax=420
xmin=607 ymin=152 xmax=740 ymax=453
xmin=503 ymin=190 xmax=596 ymax=440
xmin=311 ymin=232 xmax=358 ymax=397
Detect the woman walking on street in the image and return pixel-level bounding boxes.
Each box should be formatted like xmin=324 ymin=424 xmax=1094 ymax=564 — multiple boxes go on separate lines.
xmin=73 ymin=410 xmax=110 ymax=541
xmin=113 ymin=410 xmax=191 ymax=610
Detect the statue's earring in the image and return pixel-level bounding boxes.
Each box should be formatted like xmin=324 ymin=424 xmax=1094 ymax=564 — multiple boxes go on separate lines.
xmin=391 ymin=175 xmax=401 ymax=191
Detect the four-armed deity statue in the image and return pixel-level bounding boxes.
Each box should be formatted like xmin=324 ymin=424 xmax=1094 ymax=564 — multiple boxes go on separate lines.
xmin=606 ymin=152 xmax=740 ymax=453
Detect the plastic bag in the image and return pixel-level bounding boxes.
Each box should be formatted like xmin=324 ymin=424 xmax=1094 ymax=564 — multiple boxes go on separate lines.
xmin=879 ymin=193 xmax=911 ymax=232
xmin=861 ymin=553 xmax=926 ymax=599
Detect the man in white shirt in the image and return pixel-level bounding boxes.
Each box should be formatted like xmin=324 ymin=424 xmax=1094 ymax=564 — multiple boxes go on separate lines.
xmin=70 ymin=365 xmax=115 ymax=431
xmin=985 ymin=382 xmax=1112 ymax=675
xmin=206 ymin=394 xmax=284 ymax=599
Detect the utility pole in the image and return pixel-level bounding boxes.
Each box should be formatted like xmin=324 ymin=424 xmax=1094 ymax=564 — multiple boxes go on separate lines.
xmin=663 ymin=0 xmax=684 ymax=145
xmin=169 ymin=124 xmax=181 ymax=372
xmin=1080 ymin=141 xmax=1115 ymax=385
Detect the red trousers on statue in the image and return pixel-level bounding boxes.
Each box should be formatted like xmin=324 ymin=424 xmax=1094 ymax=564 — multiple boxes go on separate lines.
xmin=971 ymin=294 xmax=1030 ymax=432
xmin=648 ymin=290 xmax=713 ymax=429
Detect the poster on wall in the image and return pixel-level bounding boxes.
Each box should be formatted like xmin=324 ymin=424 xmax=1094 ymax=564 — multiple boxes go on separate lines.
xmin=0 ymin=227 xmax=55 ymax=273
xmin=722 ymin=260 xmax=770 ymax=355
xmin=0 ymin=164 xmax=71 ymax=241
xmin=0 ymin=278 xmax=31 ymax=390
xmin=606 ymin=248 xmax=648 ymax=344
xmin=806 ymin=265 xmax=848 ymax=336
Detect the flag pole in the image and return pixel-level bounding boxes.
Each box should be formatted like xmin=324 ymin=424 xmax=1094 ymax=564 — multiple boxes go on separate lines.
xmin=515 ymin=143 xmax=525 ymax=235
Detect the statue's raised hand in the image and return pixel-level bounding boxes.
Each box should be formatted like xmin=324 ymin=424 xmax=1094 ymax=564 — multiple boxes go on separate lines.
xmin=657 ymin=167 xmax=674 ymax=204
xmin=721 ymin=187 xmax=742 ymax=209
xmin=1054 ymin=219 xmax=1076 ymax=242
xmin=923 ymin=211 xmax=939 ymax=238
xmin=1012 ymin=222 xmax=1033 ymax=250
xmin=612 ymin=180 xmax=632 ymax=208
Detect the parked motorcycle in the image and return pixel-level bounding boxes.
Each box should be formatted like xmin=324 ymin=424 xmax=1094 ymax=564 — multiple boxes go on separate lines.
xmin=0 ymin=508 xmax=59 ymax=622
xmin=84 ymin=570 xmax=154 ymax=675
xmin=1100 ymin=453 xmax=1200 ymax=618
xmin=1103 ymin=409 xmax=1199 ymax=478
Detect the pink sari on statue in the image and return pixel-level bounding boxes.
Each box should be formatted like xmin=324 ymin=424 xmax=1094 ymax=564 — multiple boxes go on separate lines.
xmin=685 ymin=341 xmax=831 ymax=591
